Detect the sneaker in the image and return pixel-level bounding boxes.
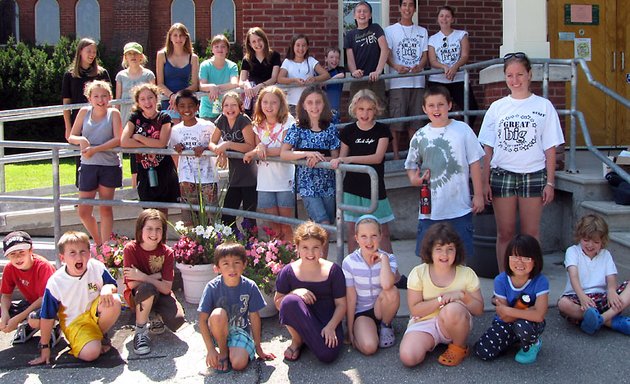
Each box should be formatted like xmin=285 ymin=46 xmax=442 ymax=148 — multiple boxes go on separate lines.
xmin=51 ymin=323 xmax=63 ymax=348
xmin=149 ymin=315 xmax=165 ymax=335
xmin=515 ymin=339 xmax=542 ymax=364
xmin=378 ymin=323 xmax=395 ymax=348
xmin=12 ymin=322 xmax=37 ymax=345
xmin=133 ymin=330 xmax=151 ymax=355
xmin=580 ymin=307 xmax=604 ymax=335
xmin=611 ymin=315 xmax=630 ymax=335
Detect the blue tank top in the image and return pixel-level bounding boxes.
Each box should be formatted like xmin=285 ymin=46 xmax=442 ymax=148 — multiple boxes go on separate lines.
xmin=163 ymin=55 xmax=191 ymax=94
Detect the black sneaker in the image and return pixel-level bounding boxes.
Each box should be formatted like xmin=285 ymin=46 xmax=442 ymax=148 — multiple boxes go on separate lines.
xmin=395 ymin=274 xmax=408 ymax=290
xmin=51 ymin=323 xmax=63 ymax=348
xmin=133 ymin=331 xmax=151 ymax=355
xmin=12 ymin=322 xmax=37 ymax=345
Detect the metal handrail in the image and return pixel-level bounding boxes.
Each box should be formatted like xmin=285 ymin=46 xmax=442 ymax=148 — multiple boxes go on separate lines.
xmin=0 ymin=140 xmax=378 ymax=264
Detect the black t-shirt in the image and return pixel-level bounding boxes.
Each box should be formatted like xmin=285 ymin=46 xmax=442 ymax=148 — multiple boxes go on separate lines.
xmin=344 ymin=23 xmax=385 ymax=74
xmin=61 ymin=68 xmax=111 ymax=121
xmin=241 ymin=51 xmax=282 ymax=85
xmin=339 ymin=122 xmax=391 ymax=199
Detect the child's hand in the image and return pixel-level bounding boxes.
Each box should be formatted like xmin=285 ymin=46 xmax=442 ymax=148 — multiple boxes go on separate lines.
xmin=329 ymin=158 xmax=342 ymax=169
xmin=368 ymin=71 xmax=380 ymax=82
xmin=291 ymin=288 xmax=316 ymax=305
xmin=0 ymin=316 xmax=7 ymax=332
xmin=495 ymin=301 xmax=516 ymax=323
xmin=123 ymin=266 xmax=146 ymax=282
xmin=243 ymin=151 xmax=255 ymax=163
xmin=445 ymin=66 xmax=458 ymax=81
xmin=410 ymin=63 xmax=424 ymax=73
xmin=100 ymin=290 xmax=116 ymax=308
xmin=351 ymin=69 xmax=364 ymax=78
xmin=4 ymin=316 xmax=21 ymax=333
xmin=371 ymin=251 xmax=385 ymax=264
xmin=256 ymin=345 xmax=276 ymax=361
xmin=81 ymin=146 xmax=96 ymax=159
xmin=216 ymin=153 xmax=228 ymax=169
xmin=206 ymin=86 xmax=220 ymax=100
xmin=394 ymin=64 xmax=410 ymax=74
xmin=578 ymin=294 xmax=596 ymax=311
xmin=29 ymin=349 xmax=51 ymax=365
xmin=193 ymin=145 xmax=206 ymax=157
xmin=214 ymin=141 xmax=230 ymax=156
xmin=256 ymin=143 xmax=267 ymax=160
xmin=442 ymin=290 xmax=464 ymax=304
xmin=607 ymin=290 xmax=623 ymax=311
xmin=483 ymin=181 xmax=493 ymax=204
xmin=206 ymin=347 xmax=218 ymax=368
xmin=305 ymin=152 xmax=325 ymax=168
xmin=304 ymin=76 xmax=316 ymax=84
xmin=471 ymin=194 xmax=485 ymax=214
xmin=173 ymin=143 xmax=185 ymax=153
xmin=321 ymin=325 xmax=338 ymax=348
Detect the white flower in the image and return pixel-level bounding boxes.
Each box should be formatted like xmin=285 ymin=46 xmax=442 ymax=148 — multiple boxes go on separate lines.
xmin=174 ymin=221 xmax=186 ymax=232
xmin=203 ymin=227 xmax=214 ymax=239
xmin=216 ymin=224 xmax=233 ymax=237
xmin=194 ymin=225 xmax=205 ymax=236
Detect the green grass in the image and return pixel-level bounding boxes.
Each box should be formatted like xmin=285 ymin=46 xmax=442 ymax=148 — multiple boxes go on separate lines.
xmin=4 ymin=157 xmax=132 ymax=192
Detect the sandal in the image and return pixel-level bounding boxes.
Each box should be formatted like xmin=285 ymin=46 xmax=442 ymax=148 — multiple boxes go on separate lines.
xmin=283 ymin=345 xmax=302 ymax=362
xmin=438 ymin=343 xmax=469 ymax=366
xmin=216 ymin=356 xmax=231 ymax=374
xmin=378 ymin=324 xmax=395 ymax=348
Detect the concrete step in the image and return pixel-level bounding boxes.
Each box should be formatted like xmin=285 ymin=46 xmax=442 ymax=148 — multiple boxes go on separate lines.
xmin=609 ymin=231 xmax=630 ymax=278
xmin=580 ymin=201 xmax=630 ymax=231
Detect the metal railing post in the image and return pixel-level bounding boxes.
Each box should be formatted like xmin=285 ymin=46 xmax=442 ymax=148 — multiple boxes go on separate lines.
xmin=335 ymin=168 xmax=345 ymax=265
xmin=52 ymin=148 xmax=61 ymax=268
xmin=568 ymin=61 xmax=578 ymax=173
xmin=542 ymin=62 xmax=549 ymax=99
xmin=463 ymin=69 xmax=470 ymax=125
xmin=0 ymin=122 xmax=4 ymax=193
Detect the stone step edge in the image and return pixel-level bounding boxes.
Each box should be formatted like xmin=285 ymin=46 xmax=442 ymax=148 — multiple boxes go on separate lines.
xmin=580 ymin=201 xmax=630 ymax=215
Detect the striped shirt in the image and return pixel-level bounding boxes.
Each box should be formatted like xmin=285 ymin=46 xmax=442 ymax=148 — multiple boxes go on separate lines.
xmin=342 ymin=249 xmax=398 ymax=313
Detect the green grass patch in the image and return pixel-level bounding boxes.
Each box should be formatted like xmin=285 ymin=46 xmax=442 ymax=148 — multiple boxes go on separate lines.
xmin=4 ymin=157 xmax=132 ymax=192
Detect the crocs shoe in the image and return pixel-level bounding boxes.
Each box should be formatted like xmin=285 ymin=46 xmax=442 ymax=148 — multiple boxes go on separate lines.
xmin=378 ymin=323 xmax=395 ymax=348
xmin=12 ymin=322 xmax=37 ymax=345
xmin=438 ymin=343 xmax=469 ymax=366
xmin=580 ymin=308 xmax=604 ymax=335
xmin=515 ymin=339 xmax=542 ymax=364
xmin=611 ymin=315 xmax=630 ymax=335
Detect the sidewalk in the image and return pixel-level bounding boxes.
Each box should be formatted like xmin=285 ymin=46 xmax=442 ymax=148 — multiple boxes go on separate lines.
xmin=1 ymin=240 xmax=628 ymax=383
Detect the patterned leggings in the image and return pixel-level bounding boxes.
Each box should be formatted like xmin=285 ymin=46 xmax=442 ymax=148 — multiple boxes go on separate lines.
xmin=474 ymin=319 xmax=545 ymax=360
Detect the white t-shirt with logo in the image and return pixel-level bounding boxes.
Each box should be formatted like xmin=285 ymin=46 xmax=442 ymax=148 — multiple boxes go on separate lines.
xmin=253 ymin=115 xmax=296 ymax=192
xmin=428 ymin=30 xmax=468 ymax=83
xmin=169 ymin=118 xmax=218 ymax=184
xmin=478 ymin=94 xmax=564 ymax=173
xmin=385 ymin=23 xmax=429 ymax=89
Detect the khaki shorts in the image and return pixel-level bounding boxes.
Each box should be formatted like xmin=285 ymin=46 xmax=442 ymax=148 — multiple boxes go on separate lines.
xmin=388 ymin=88 xmax=424 ymax=132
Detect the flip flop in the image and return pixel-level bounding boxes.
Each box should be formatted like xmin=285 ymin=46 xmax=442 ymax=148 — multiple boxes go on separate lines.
xmin=284 ymin=345 xmax=302 ymax=362
xmin=216 ymin=356 xmax=231 ymax=374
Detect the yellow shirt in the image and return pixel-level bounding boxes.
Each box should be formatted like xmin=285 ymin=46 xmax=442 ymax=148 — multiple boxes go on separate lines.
xmin=407 ymin=263 xmax=480 ymax=321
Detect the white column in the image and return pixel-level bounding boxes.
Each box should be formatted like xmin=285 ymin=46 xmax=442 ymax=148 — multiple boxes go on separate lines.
xmin=500 ymin=0 xmax=550 ymax=58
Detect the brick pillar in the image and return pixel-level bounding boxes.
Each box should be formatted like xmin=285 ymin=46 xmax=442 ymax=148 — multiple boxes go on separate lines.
xmin=112 ymin=0 xmax=150 ymax=57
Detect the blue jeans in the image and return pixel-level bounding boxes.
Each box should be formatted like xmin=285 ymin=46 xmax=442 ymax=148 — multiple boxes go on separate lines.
xmin=415 ymin=213 xmax=474 ymax=261
xmin=302 ymin=195 xmax=336 ymax=224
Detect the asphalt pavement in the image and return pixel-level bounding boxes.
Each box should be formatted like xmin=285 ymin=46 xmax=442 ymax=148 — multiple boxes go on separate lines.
xmin=1 ymin=240 xmax=628 ymax=383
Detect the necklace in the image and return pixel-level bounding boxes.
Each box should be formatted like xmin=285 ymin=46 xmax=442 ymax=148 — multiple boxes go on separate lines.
xmin=400 ymin=23 xmax=415 ymax=40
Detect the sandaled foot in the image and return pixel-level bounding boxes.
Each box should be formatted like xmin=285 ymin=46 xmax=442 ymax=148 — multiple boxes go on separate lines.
xmin=284 ymin=345 xmax=302 ymax=362
xmin=216 ymin=355 xmax=231 ymax=373
xmin=438 ymin=343 xmax=469 ymax=366
xmin=378 ymin=324 xmax=395 ymax=348
xmin=580 ymin=308 xmax=604 ymax=335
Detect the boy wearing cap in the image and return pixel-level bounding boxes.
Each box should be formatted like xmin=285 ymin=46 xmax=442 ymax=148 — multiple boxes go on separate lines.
xmin=1 ymin=231 xmax=58 ymax=345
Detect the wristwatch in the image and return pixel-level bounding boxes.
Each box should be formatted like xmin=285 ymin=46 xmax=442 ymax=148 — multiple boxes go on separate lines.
xmin=37 ymin=342 xmax=50 ymax=350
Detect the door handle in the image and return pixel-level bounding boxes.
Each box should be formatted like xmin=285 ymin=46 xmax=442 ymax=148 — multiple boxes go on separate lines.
xmin=612 ymin=51 xmax=616 ymax=72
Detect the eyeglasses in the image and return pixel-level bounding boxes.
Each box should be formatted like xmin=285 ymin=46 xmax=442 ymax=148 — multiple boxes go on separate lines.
xmin=442 ymin=36 xmax=448 ymax=48
xmin=509 ymin=255 xmax=533 ymax=263
xmin=503 ymin=52 xmax=527 ymax=61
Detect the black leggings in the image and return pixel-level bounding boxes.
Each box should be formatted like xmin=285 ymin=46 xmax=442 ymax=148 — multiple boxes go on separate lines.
xmin=474 ymin=318 xmax=545 ymax=360
xmin=221 ymin=185 xmax=257 ymax=228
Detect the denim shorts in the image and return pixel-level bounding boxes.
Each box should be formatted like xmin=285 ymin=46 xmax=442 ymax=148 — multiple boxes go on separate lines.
xmin=490 ymin=167 xmax=547 ymax=198
xmin=415 ymin=213 xmax=474 ymax=261
xmin=302 ymin=195 xmax=336 ymax=224
xmin=78 ymin=164 xmax=123 ymax=191
xmin=258 ymin=191 xmax=295 ymax=210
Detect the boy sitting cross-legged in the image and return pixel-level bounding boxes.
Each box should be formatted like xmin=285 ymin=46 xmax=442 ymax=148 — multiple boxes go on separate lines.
xmin=198 ymin=242 xmax=275 ymax=373
xmin=1 ymin=231 xmax=58 ymax=346
xmin=29 ymin=231 xmax=121 ymax=365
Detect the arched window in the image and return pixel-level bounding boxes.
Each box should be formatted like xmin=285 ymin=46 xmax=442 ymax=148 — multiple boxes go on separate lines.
xmin=76 ymin=0 xmax=100 ymax=40
xmin=35 ymin=0 xmax=60 ymax=45
xmin=171 ymin=0 xmax=196 ymax=42
xmin=211 ymin=0 xmax=235 ymax=42
xmin=0 ymin=0 xmax=19 ymax=44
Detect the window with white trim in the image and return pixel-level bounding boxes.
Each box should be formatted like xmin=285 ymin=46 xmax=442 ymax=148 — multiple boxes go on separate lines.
xmin=76 ymin=0 xmax=100 ymax=40
xmin=35 ymin=0 xmax=60 ymax=45
xmin=211 ymin=0 xmax=235 ymax=42
xmin=172 ymin=0 xmax=196 ymax=42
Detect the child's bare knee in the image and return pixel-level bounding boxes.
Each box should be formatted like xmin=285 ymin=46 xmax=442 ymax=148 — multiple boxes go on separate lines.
xmin=230 ymin=354 xmax=250 ymax=371
xmin=78 ymin=340 xmax=101 ymax=362
xmin=209 ymin=308 xmax=228 ymax=326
